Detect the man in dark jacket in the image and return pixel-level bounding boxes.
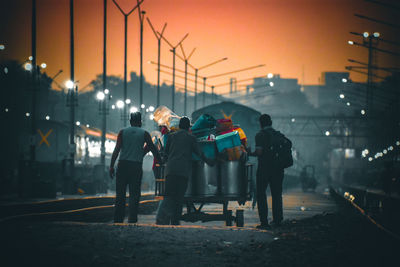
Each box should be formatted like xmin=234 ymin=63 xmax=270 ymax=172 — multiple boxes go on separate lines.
xmin=250 ymin=114 xmax=285 ymax=229
xmin=156 ymin=117 xmax=212 ymax=225
xmin=109 ymin=112 xmax=162 ymax=223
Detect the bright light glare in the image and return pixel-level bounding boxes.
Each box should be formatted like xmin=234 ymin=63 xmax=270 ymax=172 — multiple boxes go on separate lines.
xmin=269 ymin=82 xmax=274 ymax=87
xmin=66 ymin=80 xmax=74 ymax=89
xmin=96 ymin=91 xmax=105 ymax=101
xmin=45 ymin=115 xmax=50 ymax=120
xmin=24 ymin=63 xmax=32 ymax=71
xmin=86 ymin=124 xmax=90 ymax=127
xmin=368 ymin=157 xmax=373 ymax=162
xmin=111 ymin=105 xmax=115 ymax=110
xmin=373 ymin=32 xmax=380 ymax=38
xmin=125 ymin=99 xmax=131 ymax=104
xmin=130 ymin=106 xmax=138 ymax=113
xmin=267 ymin=73 xmax=273 ymax=79
xmin=149 ymin=114 xmax=154 ymax=120
xmin=348 ymin=40 xmax=354 ymax=45
xmin=0 ymin=44 xmax=5 ymax=50
xmin=149 ymin=106 xmax=155 ymax=112
xmin=346 ymin=102 xmax=351 ymax=106
xmin=4 ymin=67 xmax=8 ymax=74
xmin=25 ymin=112 xmax=30 ymax=117
xmin=40 ymin=63 xmax=47 ymax=69
xmin=291 ymin=118 xmax=295 ymax=122
xmin=388 ymin=146 xmax=393 ymax=151
xmin=396 ymin=141 xmax=400 ymax=146
xmin=28 ymin=56 xmax=33 ymax=61
xmin=383 ymin=149 xmax=387 ymax=154
xmin=116 ymin=100 xmax=124 ymax=109
xmin=339 ymin=94 xmax=345 ymax=99
xmin=361 ymin=109 xmax=366 ymax=115
xmin=342 ymin=78 xmax=347 ymax=83
xmin=325 ymin=131 xmax=330 ymax=136
xmin=141 ymin=104 xmax=145 ymax=109
xmin=104 ymin=89 xmax=110 ymax=94
xmin=363 ymin=32 xmax=369 ymax=38
xmin=5 ymin=108 xmax=9 ymax=112
xmin=76 ymin=121 xmax=81 ymax=126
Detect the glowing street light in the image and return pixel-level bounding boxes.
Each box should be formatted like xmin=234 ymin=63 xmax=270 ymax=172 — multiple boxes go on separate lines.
xmin=25 ymin=112 xmax=30 ymax=117
xmin=291 ymin=118 xmax=295 ymax=122
xmin=66 ymin=80 xmax=74 ymax=89
xmin=24 ymin=63 xmax=33 ymax=71
xmin=40 ymin=63 xmax=47 ymax=69
xmin=76 ymin=121 xmax=81 ymax=126
xmin=348 ymin=40 xmax=354 ymax=45
xmin=45 ymin=115 xmax=50 ymax=120
xmin=342 ymin=78 xmax=347 ymax=83
xmin=339 ymin=94 xmax=345 ymax=99
xmin=363 ymin=32 xmax=369 ymax=38
xmin=104 ymin=89 xmax=110 ymax=94
xmin=149 ymin=113 xmax=154 ymax=120
xmin=325 ymin=131 xmax=330 ymax=136
xmin=149 ymin=105 xmax=155 ymax=112
xmin=116 ymin=100 xmax=124 ymax=109
xmin=361 ymin=109 xmax=366 ymax=115
xmin=130 ymin=106 xmax=138 ymax=113
xmin=346 ymin=102 xmax=351 ymax=106
xmin=267 ymin=73 xmax=273 ymax=79
xmin=111 ymin=104 xmax=116 ymax=110
xmin=125 ymin=98 xmax=131 ymax=104
xmin=141 ymin=104 xmax=145 ymax=109
xmin=373 ymin=32 xmax=380 ymax=38
xmin=368 ymin=157 xmax=373 ymax=162
xmin=269 ymin=81 xmax=274 ymax=87
xmin=0 ymin=44 xmax=5 ymax=50
xmin=28 ymin=56 xmax=33 ymax=61
xmin=96 ymin=91 xmax=105 ymax=101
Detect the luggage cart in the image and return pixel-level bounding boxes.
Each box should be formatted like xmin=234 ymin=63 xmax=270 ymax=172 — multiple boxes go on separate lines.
xmin=155 ymin=162 xmax=253 ymax=227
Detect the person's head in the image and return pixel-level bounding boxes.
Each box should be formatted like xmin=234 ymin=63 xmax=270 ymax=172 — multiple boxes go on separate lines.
xmin=179 ymin=116 xmax=191 ymax=130
xmin=130 ymin=112 xmax=142 ymax=127
xmin=259 ymin=114 xmax=272 ymax=128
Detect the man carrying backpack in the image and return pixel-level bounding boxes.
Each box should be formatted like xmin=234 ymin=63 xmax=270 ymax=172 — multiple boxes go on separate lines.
xmin=249 ymin=114 xmax=293 ymax=229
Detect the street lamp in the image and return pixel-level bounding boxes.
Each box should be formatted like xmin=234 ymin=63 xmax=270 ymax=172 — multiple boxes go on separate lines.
xmin=116 ymin=100 xmax=125 ymax=109
xmin=96 ymin=91 xmax=105 ymax=101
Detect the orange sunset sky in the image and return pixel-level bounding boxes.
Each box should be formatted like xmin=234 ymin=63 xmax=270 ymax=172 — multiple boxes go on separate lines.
xmin=1 ymin=0 xmax=399 ymax=94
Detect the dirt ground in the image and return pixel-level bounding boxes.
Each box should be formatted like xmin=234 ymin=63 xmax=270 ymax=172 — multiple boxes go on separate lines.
xmin=0 ymin=194 xmax=400 ymax=267
xmin=1 ymin=197 xmax=398 ymax=267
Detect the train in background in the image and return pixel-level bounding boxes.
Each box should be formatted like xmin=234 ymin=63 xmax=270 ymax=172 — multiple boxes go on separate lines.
xmin=17 ymin=119 xmax=155 ymax=198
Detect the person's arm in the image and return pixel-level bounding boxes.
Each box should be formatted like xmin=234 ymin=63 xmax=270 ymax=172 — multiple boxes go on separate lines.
xmin=144 ymin=131 xmax=162 ymax=164
xmin=109 ymin=131 xmax=122 ymax=179
xmin=249 ymin=133 xmax=263 ymax=157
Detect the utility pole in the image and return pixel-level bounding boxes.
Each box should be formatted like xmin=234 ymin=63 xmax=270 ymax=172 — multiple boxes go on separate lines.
xmin=159 ymin=33 xmax=189 ymax=112
xmin=100 ymin=0 xmax=107 ymax=167
xmin=138 ymin=2 xmax=145 ymax=113
xmin=177 ymin=44 xmax=195 ymax=115
xmin=112 ymin=0 xmax=142 ymax=126
xmin=147 ymin=18 xmax=167 ymax=108
xmin=30 ymin=0 xmax=37 ymax=162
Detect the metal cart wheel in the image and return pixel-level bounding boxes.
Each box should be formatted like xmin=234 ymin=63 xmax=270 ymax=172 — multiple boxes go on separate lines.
xmin=225 ymin=210 xmax=233 ymax=226
xmin=236 ymin=209 xmax=244 ymax=227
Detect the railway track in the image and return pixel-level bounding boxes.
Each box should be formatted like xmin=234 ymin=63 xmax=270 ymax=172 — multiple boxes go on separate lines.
xmin=0 ymin=193 xmax=158 ymax=223
xmin=330 ymin=186 xmax=400 ymax=241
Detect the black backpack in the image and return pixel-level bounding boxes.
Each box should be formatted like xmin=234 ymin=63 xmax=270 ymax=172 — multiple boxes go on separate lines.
xmin=264 ymin=129 xmax=293 ymax=169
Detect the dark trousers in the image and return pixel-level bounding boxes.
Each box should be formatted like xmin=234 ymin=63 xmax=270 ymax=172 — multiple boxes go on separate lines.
xmin=114 ymin=160 xmax=143 ymax=223
xmin=256 ymin=167 xmax=284 ymax=225
xmin=156 ymin=174 xmax=188 ymax=225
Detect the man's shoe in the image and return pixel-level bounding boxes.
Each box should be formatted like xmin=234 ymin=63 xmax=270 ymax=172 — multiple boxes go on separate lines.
xmin=256 ymin=223 xmax=271 ymax=230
